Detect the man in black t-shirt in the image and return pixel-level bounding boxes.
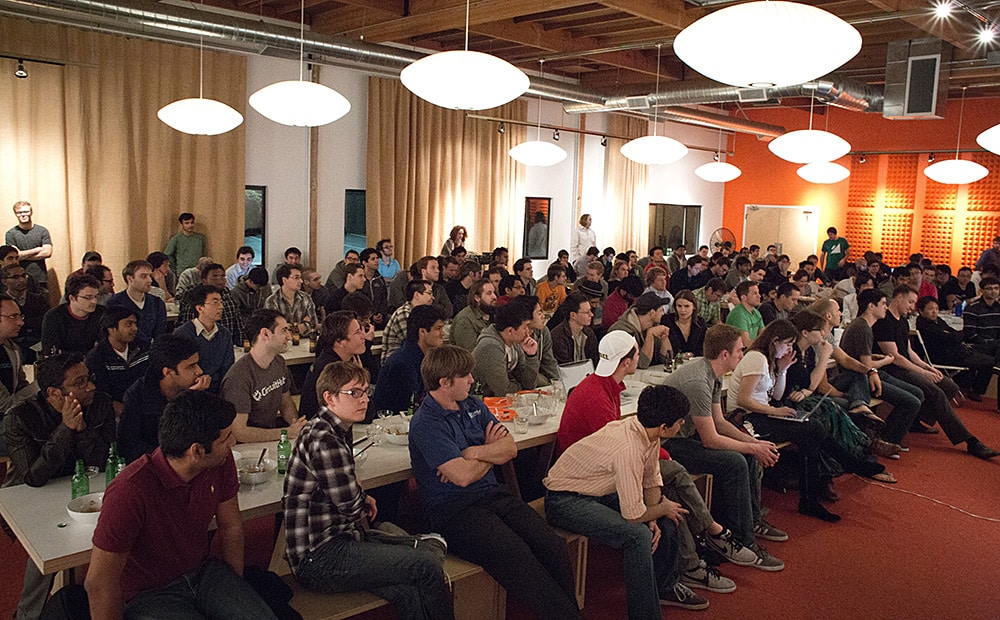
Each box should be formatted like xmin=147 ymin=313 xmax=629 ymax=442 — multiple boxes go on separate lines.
xmin=939 ymin=266 xmax=977 ymax=311
xmin=873 ymin=285 xmax=998 ymax=460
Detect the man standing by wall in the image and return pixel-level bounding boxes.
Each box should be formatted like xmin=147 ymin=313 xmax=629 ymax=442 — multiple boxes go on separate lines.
xmin=820 ymin=227 xmax=849 ymax=280
xmin=163 ymin=212 xmax=207 ymax=274
xmin=5 ymin=201 xmax=52 ymax=293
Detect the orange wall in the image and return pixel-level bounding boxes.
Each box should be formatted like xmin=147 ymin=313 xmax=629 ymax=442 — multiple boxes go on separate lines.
xmin=723 ymin=96 xmax=1000 ymax=265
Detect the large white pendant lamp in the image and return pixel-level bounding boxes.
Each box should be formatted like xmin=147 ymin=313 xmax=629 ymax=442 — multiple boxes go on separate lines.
xmin=509 ymin=61 xmax=568 ymax=167
xmin=976 ymin=123 xmax=1000 ymax=155
xmin=158 ymin=36 xmax=243 ymax=135
xmin=695 ymin=128 xmax=741 ymax=182
xmin=769 ymin=97 xmax=851 ymax=163
xmin=797 ymin=161 xmax=850 ymax=184
xmin=621 ymin=45 xmax=689 ymax=166
xmin=673 ymin=1 xmax=862 ymax=88
xmin=924 ymin=88 xmax=989 ymax=185
xmin=248 ymin=0 xmax=351 ymax=126
xmin=400 ymin=0 xmax=528 ymax=110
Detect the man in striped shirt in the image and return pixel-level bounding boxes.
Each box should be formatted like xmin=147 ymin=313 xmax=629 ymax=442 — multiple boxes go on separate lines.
xmin=283 ymin=361 xmax=453 ymax=620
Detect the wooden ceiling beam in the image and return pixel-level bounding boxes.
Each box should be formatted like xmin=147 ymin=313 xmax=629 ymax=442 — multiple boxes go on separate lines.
xmin=597 ymin=0 xmax=696 ymax=31
xmin=271 ymin=0 xmax=339 ymax=18
xmin=312 ymin=5 xmax=401 ymax=33
xmin=859 ymin=0 xmax=970 ymax=49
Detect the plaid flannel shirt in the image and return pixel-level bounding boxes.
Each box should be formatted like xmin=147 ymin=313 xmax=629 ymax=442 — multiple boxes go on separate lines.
xmin=264 ymin=289 xmax=318 ymax=337
xmin=381 ymin=302 xmax=412 ymax=362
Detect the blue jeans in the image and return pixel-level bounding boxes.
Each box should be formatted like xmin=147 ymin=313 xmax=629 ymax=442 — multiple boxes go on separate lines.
xmin=664 ymin=436 xmax=760 ymax=548
xmin=545 ymin=491 xmax=679 ymax=620
xmin=833 ymin=370 xmax=923 ymax=445
xmin=296 ymin=528 xmax=453 ymax=620
xmin=124 ymin=557 xmax=277 ymax=620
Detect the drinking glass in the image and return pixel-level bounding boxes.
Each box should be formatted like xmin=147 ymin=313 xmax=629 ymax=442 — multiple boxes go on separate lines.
xmin=377 ymin=409 xmax=393 ymax=421
xmin=367 ymin=424 xmax=386 ymax=447
xmin=513 ymin=415 xmax=529 ymax=434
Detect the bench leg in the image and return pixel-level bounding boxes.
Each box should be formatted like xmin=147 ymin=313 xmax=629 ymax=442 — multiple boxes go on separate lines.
xmin=452 ymin=570 xmax=506 ymax=620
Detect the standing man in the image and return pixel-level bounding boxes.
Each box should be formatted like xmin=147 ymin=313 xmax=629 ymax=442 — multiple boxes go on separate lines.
xmin=4 ymin=353 xmax=114 ymax=620
xmin=820 ymin=226 xmax=849 ymax=280
xmin=118 ymin=334 xmax=209 ymax=462
xmin=265 ymin=263 xmax=318 ymax=338
xmin=163 ymin=212 xmax=207 ymax=274
xmin=41 ymin=273 xmax=105 ymax=355
xmin=284 ymin=361 xmax=453 ymax=620
xmin=86 ymin=306 xmax=150 ymax=408
xmin=86 ymin=391 xmax=278 ymax=620
xmin=108 ymin=260 xmax=168 ymax=343
xmin=6 ymin=201 xmax=52 ymax=292
xmin=725 ymin=281 xmax=765 ymax=348
xmin=451 ymin=280 xmax=496 ymax=351
xmin=376 ymin=239 xmax=401 ymax=281
xmin=221 ymin=309 xmax=306 ymax=443
xmin=174 ymin=285 xmax=235 ymax=394
xmin=225 ymin=245 xmax=255 ymax=289
xmin=359 ymin=248 xmax=389 ymax=328
xmin=570 ymin=213 xmax=597 ymax=261
xmin=409 ymin=345 xmax=584 ymax=619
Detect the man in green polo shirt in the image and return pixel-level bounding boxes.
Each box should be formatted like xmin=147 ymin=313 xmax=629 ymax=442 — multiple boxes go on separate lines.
xmin=164 ymin=212 xmax=207 ymax=274
xmin=725 ymin=281 xmax=764 ymax=348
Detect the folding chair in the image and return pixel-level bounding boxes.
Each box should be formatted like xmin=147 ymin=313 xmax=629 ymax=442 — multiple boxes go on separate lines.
xmin=913 ymin=329 xmax=969 ymax=403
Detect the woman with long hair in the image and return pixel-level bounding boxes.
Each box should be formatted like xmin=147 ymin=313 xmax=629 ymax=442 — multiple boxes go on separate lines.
xmin=662 ymin=290 xmax=706 ymax=356
xmin=441 ymin=225 xmax=468 ymax=256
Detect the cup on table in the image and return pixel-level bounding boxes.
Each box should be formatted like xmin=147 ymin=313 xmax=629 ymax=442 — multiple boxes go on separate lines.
xmin=377 ymin=409 xmax=393 ymax=421
xmin=367 ymin=424 xmax=386 ymax=447
xmin=513 ymin=414 xmax=529 ymax=434
xmin=549 ymin=381 xmax=565 ymax=401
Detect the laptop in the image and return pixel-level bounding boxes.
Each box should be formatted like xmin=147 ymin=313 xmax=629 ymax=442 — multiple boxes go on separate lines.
xmin=768 ymin=390 xmax=831 ymax=423
xmin=557 ymin=360 xmax=595 ymax=394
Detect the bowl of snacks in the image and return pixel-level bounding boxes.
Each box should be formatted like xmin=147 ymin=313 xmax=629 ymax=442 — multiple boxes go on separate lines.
xmin=383 ymin=419 xmax=410 ymax=445
xmin=67 ymin=492 xmax=104 ymax=526
xmin=236 ymin=458 xmax=277 ymax=485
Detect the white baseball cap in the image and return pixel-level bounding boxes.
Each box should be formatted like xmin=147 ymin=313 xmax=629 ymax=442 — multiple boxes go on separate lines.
xmin=595 ymin=331 xmax=638 ymax=377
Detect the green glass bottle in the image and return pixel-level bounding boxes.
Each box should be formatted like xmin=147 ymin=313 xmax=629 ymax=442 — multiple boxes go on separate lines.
xmin=71 ymin=460 xmax=89 ymax=499
xmin=105 ymin=442 xmax=118 ymax=487
xmin=276 ymin=430 xmax=291 ymax=474
xmin=116 ymin=456 xmax=126 ymax=475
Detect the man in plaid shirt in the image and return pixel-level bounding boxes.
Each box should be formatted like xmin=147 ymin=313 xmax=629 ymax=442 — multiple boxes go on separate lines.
xmin=283 ymin=361 xmax=453 ymax=620
xmin=265 ymin=264 xmax=318 ymax=338
xmin=381 ymin=279 xmax=434 ymax=363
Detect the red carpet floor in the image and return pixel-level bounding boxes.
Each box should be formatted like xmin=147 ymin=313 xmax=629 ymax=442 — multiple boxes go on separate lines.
xmin=2 ymin=402 xmax=998 ymax=619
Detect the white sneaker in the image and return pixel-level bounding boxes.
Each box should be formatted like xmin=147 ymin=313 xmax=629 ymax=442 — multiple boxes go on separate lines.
xmin=704 ymin=528 xmax=758 ymax=566
xmin=681 ymin=560 xmax=736 ymax=593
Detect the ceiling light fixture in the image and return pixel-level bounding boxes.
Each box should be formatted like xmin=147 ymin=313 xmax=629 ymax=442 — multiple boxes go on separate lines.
xmin=157 ymin=25 xmax=242 ymax=135
xmin=508 ymin=60 xmax=568 ymax=167
xmin=924 ymin=88 xmax=988 ymax=184
xmin=696 ymin=126 xmax=741 ymax=182
xmin=976 ymin=122 xmax=1000 ymax=155
xmin=768 ymin=96 xmax=851 ymax=163
xmin=248 ymin=0 xmax=350 ymax=126
xmin=933 ymin=1 xmax=953 ymax=18
xmin=797 ymin=161 xmax=850 ymax=183
xmin=621 ymin=45 xmax=689 ymax=166
xmin=977 ymin=26 xmax=996 ymax=43
xmin=673 ymin=1 xmax=862 ymax=88
xmin=400 ymin=0 xmax=528 ymax=110
xmin=14 ymin=59 xmax=27 ymax=79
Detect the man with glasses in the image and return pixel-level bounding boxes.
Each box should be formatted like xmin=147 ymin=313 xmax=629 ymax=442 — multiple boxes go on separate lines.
xmin=221 ymin=309 xmax=306 ymax=443
xmin=382 ymin=279 xmax=434 ymax=363
xmin=5 ymin=201 xmax=52 ymax=292
xmin=2 ymin=264 xmax=49 ymax=361
xmin=265 ymin=263 xmax=317 ymax=338
xmin=108 ymin=260 xmax=168 ymax=343
xmin=551 ymin=292 xmax=598 ymax=366
xmin=0 ymin=294 xmax=35 ymax=438
xmin=178 ymin=262 xmax=245 ymax=346
xmin=174 ymin=285 xmax=234 ymax=395
xmin=3 ymin=353 xmax=115 ymax=619
xmin=41 ymin=273 xmax=105 ymax=355
xmin=299 ymin=310 xmax=369 ymax=420
xmin=86 ymin=264 xmax=116 ymax=305
xmin=376 ymin=239 xmax=401 ymax=281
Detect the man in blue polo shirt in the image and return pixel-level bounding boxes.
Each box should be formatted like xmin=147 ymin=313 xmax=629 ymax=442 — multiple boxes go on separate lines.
xmin=409 ymin=345 xmax=582 ymax=620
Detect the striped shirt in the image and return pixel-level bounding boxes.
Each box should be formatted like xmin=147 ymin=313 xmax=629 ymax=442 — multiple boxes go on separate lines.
xmin=381 ymin=302 xmax=413 ymax=362
xmin=963 ymin=297 xmax=1000 ymax=344
xmin=692 ymin=286 xmax=721 ymax=325
xmin=543 ymin=416 xmax=662 ymax=520
xmin=283 ymin=407 xmax=367 ymax=574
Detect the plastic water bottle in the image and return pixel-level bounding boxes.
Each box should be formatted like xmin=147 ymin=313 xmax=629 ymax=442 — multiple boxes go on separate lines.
xmin=955 ymin=300 xmax=965 ymax=317
xmin=71 ymin=460 xmax=89 ymax=499
xmin=276 ymin=430 xmax=291 ymax=474
xmin=105 ymin=443 xmax=118 ymax=487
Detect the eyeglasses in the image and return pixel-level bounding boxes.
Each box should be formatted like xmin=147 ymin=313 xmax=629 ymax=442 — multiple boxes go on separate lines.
xmin=62 ymin=373 xmax=96 ymax=391
xmin=0 ymin=312 xmax=23 ymax=320
xmin=338 ymin=387 xmax=373 ymax=399
xmin=2 ymin=273 xmax=27 ymax=280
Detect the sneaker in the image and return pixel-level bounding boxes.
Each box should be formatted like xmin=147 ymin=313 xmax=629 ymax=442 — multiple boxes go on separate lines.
xmin=870 ymin=438 xmax=901 ymax=459
xmin=659 ymin=582 xmax=710 ymax=610
xmin=704 ymin=529 xmax=758 ymax=566
xmin=749 ymin=544 xmax=785 ymax=572
xmin=897 ymin=445 xmax=910 ymax=452
xmin=754 ymin=518 xmax=788 ymax=542
xmin=415 ymin=533 xmax=448 ymax=559
xmin=681 ymin=561 xmax=736 ymax=594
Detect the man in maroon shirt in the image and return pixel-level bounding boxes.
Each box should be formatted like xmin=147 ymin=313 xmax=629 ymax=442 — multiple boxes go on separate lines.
xmin=556 ymin=331 xmax=755 ymax=593
xmin=601 ymin=275 xmax=643 ymax=330
xmin=85 ymin=391 xmax=277 ymax=619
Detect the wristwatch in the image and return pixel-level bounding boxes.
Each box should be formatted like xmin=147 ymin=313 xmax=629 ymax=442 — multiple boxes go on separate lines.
xmin=866 ymin=367 xmax=878 ymax=376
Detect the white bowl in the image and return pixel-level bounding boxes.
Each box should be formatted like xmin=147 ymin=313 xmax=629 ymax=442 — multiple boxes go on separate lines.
xmin=236 ymin=458 xmax=278 ymax=485
xmin=383 ymin=420 xmax=410 ymax=445
xmin=67 ymin=492 xmax=104 ymax=526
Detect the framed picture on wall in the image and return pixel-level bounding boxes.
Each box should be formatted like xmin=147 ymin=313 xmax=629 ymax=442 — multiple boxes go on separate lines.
xmin=524 ymin=197 xmax=551 ymax=259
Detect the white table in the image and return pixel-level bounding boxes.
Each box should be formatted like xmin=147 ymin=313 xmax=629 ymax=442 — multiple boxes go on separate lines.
xmin=233 ymin=340 xmax=316 ymax=366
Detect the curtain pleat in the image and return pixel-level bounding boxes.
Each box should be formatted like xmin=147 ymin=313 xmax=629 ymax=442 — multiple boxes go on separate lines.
xmin=603 ymin=115 xmax=650 ymax=254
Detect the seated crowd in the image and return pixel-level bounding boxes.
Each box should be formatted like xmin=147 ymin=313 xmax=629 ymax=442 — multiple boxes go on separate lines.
xmin=3 ymin=214 xmax=1000 ymax=620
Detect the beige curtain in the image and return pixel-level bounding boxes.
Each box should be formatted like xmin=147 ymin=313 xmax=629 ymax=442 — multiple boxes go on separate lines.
xmin=0 ymin=17 xmax=245 ymax=299
xmin=603 ymin=115 xmax=649 ymax=253
xmin=367 ymin=77 xmax=527 ymax=267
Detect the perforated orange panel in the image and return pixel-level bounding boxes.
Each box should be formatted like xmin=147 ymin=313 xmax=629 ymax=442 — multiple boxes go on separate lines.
xmin=961 ymin=215 xmax=1000 ymax=267
xmin=924 ymin=179 xmax=958 ymax=210
xmin=847 ymin=156 xmax=879 ymax=210
xmin=966 ymin=152 xmax=1000 ymax=211
xmin=920 ymin=214 xmax=954 ymax=265
xmin=884 ymin=154 xmax=918 ymax=210
xmin=845 ymin=210 xmax=874 ymax=254
xmin=881 ymin=212 xmax=913 ymax=265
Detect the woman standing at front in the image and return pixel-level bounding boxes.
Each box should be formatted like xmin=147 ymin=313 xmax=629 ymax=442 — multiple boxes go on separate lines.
xmin=570 ymin=214 xmax=596 ymax=261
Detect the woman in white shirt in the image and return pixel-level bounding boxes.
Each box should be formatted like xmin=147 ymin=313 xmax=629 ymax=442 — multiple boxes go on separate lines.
xmin=569 ymin=214 xmax=596 ymax=261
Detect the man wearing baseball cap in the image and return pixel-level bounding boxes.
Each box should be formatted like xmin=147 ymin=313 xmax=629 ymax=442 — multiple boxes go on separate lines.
xmin=609 ymin=292 xmax=672 ymax=368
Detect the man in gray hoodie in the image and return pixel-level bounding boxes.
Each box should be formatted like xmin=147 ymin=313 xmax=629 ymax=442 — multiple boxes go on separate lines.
xmin=472 ymin=298 xmax=540 ymax=396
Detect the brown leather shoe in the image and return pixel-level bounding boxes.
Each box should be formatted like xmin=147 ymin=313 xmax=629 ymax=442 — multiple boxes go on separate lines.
xmin=870 ymin=438 xmax=902 ymax=459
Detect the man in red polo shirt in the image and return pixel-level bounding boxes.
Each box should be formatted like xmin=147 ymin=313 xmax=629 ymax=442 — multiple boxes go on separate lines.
xmin=85 ymin=391 xmax=277 ymax=619
xmin=556 ymin=331 xmax=755 ymax=594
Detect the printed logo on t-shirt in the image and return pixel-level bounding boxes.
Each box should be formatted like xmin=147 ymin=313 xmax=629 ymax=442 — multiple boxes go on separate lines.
xmin=252 ymin=377 xmax=287 ymax=402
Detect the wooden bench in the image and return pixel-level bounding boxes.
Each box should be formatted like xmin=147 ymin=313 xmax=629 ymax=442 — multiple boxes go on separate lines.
xmin=527 ymin=497 xmax=588 ymax=609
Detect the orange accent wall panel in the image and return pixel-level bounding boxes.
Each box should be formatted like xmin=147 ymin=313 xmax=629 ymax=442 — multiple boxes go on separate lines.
xmin=884 ymin=154 xmax=918 ymax=210
xmin=923 ymin=180 xmax=958 ymax=210
xmin=919 ymin=215 xmax=954 ymax=265
xmin=847 ymin=156 xmax=879 ymax=209
xmin=962 ymin=215 xmax=1000 ymax=267
xmin=845 ymin=210 xmax=874 ymax=253
xmin=966 ymin=152 xmax=1000 ymax=212
xmin=881 ymin=212 xmax=913 ymax=265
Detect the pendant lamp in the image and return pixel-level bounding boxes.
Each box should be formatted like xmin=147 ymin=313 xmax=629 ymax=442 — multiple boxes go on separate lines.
xmin=769 ymin=97 xmax=850 ymax=164
xmin=924 ymin=88 xmax=989 ymax=185
xmin=797 ymin=161 xmax=850 ymax=184
xmin=509 ymin=61 xmax=568 ymax=167
xmin=158 ymin=32 xmax=243 ymax=135
xmin=621 ymin=45 xmax=689 ymax=166
xmin=696 ymin=127 xmax=741 ymax=182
